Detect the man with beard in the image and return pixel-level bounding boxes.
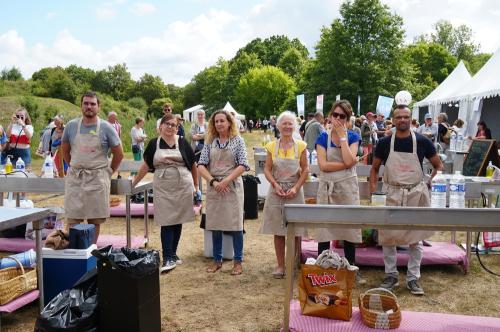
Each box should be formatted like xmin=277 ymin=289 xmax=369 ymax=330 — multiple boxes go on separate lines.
xmin=370 ymin=105 xmax=442 ymax=296
xmin=61 ymin=91 xmax=123 ymax=243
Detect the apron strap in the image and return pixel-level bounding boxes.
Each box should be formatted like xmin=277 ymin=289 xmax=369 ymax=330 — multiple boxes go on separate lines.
xmin=274 ymin=138 xmax=298 ymax=159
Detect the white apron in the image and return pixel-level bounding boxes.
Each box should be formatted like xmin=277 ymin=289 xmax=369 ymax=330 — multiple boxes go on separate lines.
xmin=260 ymin=139 xmax=306 ymax=236
xmin=65 ymin=118 xmax=111 ymax=219
xmin=315 ymin=131 xmax=362 ymax=243
xmin=153 ymin=136 xmax=194 ymax=226
xmin=378 ymin=131 xmax=434 ymax=246
xmin=205 ymin=139 xmax=244 ymax=231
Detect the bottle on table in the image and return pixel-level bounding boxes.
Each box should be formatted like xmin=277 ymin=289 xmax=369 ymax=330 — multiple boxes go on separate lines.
xmin=449 ymin=171 xmax=465 ymax=208
xmin=42 ymin=154 xmax=54 ymax=178
xmin=456 ymin=135 xmax=464 ymax=152
xmin=431 ymin=170 xmax=447 ymax=208
xmin=486 ymin=161 xmax=495 ymax=179
xmin=5 ymin=155 xmax=13 ymax=174
xmin=449 ymin=132 xmax=457 ymax=151
xmin=15 ymin=157 xmax=25 ymax=172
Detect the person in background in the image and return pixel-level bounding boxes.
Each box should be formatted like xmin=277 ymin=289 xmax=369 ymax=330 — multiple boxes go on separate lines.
xmin=370 ymin=105 xmax=443 ymax=295
xmin=260 ymin=111 xmax=308 ymax=279
xmin=262 ymin=118 xmax=269 ymax=133
xmin=411 ymin=119 xmax=419 ymax=132
xmin=175 ymin=114 xmax=185 ymax=137
xmin=198 ymin=110 xmax=249 ymax=275
xmin=315 ymin=100 xmax=365 ymax=284
xmin=44 ymin=115 xmax=66 ymax=177
xmin=0 ymin=125 xmax=7 ymax=152
xmin=230 ymin=111 xmax=245 ymax=134
xmin=475 ymin=120 xmax=492 ymax=139
xmin=375 ymin=113 xmax=387 ymax=139
xmin=156 ymin=103 xmax=173 ymax=134
xmin=451 ymin=119 xmax=466 ymax=137
xmin=360 ymin=112 xmax=378 ymax=165
xmin=132 ymin=113 xmax=197 ymax=272
xmin=437 ymin=112 xmax=450 ymax=146
xmin=190 ymin=110 xmax=207 ymax=161
xmin=107 ymin=112 xmax=122 ymax=139
xmin=61 ymin=91 xmax=123 ymax=243
xmin=131 ymin=117 xmax=147 ymax=168
xmin=416 ymin=113 xmax=438 ymax=142
xmin=248 ymin=119 xmax=254 ymax=133
xmin=304 ymin=111 xmax=324 ymax=154
xmin=1 ymin=108 xmax=34 ymax=167
xmin=299 ymin=113 xmax=314 ymax=139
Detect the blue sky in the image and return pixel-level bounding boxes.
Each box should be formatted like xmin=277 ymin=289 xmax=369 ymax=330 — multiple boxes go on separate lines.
xmin=1 ymin=0 xmax=499 ymax=86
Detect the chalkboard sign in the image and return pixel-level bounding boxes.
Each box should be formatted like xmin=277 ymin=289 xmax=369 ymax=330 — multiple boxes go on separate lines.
xmin=462 ymin=139 xmax=499 ymax=176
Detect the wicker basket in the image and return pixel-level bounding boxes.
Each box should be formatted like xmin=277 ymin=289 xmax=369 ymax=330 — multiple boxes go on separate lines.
xmin=110 ymin=196 xmax=121 ymax=207
xmin=0 ymin=257 xmax=38 ymax=305
xmin=358 ymin=288 xmax=401 ymax=329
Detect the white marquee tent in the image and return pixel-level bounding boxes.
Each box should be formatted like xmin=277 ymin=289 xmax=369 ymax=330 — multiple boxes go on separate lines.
xmin=442 ymin=47 xmax=500 ymax=139
xmin=413 ymin=61 xmax=471 ymax=123
xmin=223 ymin=102 xmax=246 ymax=120
xmin=183 ymin=104 xmax=205 ymax=122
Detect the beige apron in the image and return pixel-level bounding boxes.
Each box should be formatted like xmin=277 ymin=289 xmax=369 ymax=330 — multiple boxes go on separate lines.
xmin=206 ymin=139 xmax=244 ymax=231
xmin=315 ymin=131 xmax=362 ymax=243
xmin=65 ymin=118 xmax=111 ymax=219
xmin=378 ymin=131 xmax=434 ymax=246
xmin=260 ymin=139 xmax=306 ymax=236
xmin=153 ymin=135 xmax=194 ymax=226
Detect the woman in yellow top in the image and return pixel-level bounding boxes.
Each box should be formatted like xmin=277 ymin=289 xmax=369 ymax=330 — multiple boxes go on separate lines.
xmin=260 ymin=111 xmax=309 ymax=278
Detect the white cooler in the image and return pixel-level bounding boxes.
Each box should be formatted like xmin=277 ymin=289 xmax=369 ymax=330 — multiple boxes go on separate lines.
xmin=203 ymin=230 xmax=235 ymax=260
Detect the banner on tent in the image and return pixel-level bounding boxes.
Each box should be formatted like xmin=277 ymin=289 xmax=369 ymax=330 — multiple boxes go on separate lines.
xmin=297 ymin=94 xmax=305 ymax=116
xmin=316 ymin=95 xmax=324 ymax=112
xmin=376 ymin=95 xmax=394 ymax=118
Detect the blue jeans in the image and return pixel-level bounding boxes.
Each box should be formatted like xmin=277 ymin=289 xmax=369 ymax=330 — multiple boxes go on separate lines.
xmin=1 ymin=147 xmax=31 ymax=166
xmin=212 ymin=230 xmax=243 ymax=263
xmin=160 ymin=224 xmax=182 ymax=261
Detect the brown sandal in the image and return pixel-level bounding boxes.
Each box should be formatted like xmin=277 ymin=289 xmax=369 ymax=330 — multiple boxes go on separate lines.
xmin=231 ymin=262 xmax=243 ymax=276
xmin=206 ymin=262 xmax=222 ymax=273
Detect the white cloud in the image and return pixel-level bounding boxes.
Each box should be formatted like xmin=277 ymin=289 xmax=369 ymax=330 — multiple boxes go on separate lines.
xmin=46 ymin=12 xmax=57 ymax=20
xmin=131 ymin=2 xmax=156 ymax=16
xmin=96 ymin=6 xmax=117 ymax=20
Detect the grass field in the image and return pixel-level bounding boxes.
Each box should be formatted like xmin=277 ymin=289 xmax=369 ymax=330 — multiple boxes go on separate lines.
xmin=2 ymin=130 xmax=500 ymax=332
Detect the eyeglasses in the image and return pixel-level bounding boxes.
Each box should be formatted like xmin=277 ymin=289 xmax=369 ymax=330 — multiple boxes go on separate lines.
xmin=331 ymin=112 xmax=347 ymax=120
xmin=163 ymin=108 xmax=172 ymax=112
xmin=163 ymin=122 xmax=178 ymax=129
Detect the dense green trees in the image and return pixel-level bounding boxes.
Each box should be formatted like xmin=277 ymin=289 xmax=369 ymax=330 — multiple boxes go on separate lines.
xmin=1 ymin=67 xmax=23 ymax=81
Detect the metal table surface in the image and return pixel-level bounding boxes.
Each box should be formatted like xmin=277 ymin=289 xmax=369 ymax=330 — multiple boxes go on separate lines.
xmin=281 ymin=204 xmax=500 ymax=332
xmin=0 ymin=176 xmax=153 ymax=248
xmin=0 ymin=207 xmax=51 ymax=313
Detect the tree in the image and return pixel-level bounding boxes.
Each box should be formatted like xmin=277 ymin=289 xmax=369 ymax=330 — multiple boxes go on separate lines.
xmin=92 ymin=64 xmax=133 ymax=100
xmin=133 ymin=73 xmax=168 ymax=105
xmin=403 ymin=42 xmax=457 ymax=85
xmin=200 ymin=58 xmax=230 ymax=113
xmin=31 ymin=66 xmax=78 ymax=103
xmin=226 ymin=51 xmax=262 ymax=100
xmin=234 ymin=66 xmax=296 ymax=119
xmin=65 ymin=65 xmax=95 ymax=87
xmin=183 ymin=82 xmax=202 ymax=109
xmin=301 ymin=0 xmax=407 ymax=114
xmin=277 ymin=47 xmax=307 ymax=80
xmin=465 ymin=52 xmax=492 ymax=75
xmin=1 ymin=67 xmax=23 ymax=81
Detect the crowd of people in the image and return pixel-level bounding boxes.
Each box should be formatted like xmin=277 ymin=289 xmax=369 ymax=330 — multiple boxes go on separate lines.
xmin=0 ymin=91 xmax=496 ymax=293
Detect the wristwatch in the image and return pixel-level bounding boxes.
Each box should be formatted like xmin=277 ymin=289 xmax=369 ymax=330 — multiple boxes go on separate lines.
xmin=209 ymin=178 xmax=217 ymax=187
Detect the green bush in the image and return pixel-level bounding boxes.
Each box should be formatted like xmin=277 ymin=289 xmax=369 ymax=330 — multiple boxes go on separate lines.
xmin=18 ymin=96 xmax=40 ymax=122
xmin=147 ymin=97 xmax=172 ymax=119
xmin=127 ymin=96 xmax=147 ymax=110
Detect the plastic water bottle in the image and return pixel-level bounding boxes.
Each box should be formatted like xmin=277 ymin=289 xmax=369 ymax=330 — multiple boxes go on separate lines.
xmin=42 ymin=154 xmax=54 ymax=178
xmin=15 ymin=157 xmax=25 ymax=172
xmin=431 ymin=171 xmax=447 ymax=208
xmin=449 ymin=171 xmax=465 ymax=208
xmin=456 ymin=134 xmax=464 ymax=152
xmin=449 ymin=132 xmax=457 ymax=151
xmin=310 ymin=150 xmax=318 ymax=165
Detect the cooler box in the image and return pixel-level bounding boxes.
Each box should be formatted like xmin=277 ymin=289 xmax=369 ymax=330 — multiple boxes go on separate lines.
xmin=42 ymin=244 xmax=97 ymax=305
xmin=204 ymin=230 xmax=234 ymax=260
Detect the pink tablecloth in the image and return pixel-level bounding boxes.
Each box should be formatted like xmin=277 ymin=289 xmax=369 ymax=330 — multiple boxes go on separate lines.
xmin=284 ymin=300 xmax=500 ymax=331
xmin=0 ymin=290 xmax=39 ymax=313
xmin=301 ymin=240 xmax=468 ymax=271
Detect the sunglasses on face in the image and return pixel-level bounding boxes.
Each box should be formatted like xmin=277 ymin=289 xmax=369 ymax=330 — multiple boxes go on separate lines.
xmin=331 ymin=112 xmax=347 ymax=120
xmin=16 ymin=114 xmax=25 ymax=119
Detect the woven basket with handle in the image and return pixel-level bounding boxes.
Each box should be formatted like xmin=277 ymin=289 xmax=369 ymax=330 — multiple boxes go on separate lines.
xmin=0 ymin=256 xmax=38 ymax=305
xmin=358 ymin=288 xmax=401 ymax=329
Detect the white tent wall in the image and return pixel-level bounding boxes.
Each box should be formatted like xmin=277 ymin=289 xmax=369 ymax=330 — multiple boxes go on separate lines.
xmin=183 ymin=105 xmax=204 ymax=122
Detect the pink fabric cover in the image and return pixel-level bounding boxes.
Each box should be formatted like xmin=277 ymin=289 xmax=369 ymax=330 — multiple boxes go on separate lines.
xmin=301 ymin=240 xmax=468 ymax=270
xmin=0 ymin=290 xmax=39 ymax=313
xmin=109 ymin=203 xmax=202 ymax=216
xmin=283 ymin=300 xmax=500 ymax=332
xmin=0 ymin=235 xmax=144 ymax=253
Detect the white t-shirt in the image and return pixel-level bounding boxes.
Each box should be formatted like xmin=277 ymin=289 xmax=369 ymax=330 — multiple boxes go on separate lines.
xmin=9 ymin=123 xmax=34 ymax=148
xmin=131 ymin=126 xmax=146 ymax=150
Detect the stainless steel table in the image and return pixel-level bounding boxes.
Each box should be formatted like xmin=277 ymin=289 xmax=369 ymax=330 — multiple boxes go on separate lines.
xmin=0 ymin=207 xmax=50 ymax=312
xmin=0 ymin=176 xmax=153 ymax=248
xmin=281 ymin=205 xmax=500 ymax=332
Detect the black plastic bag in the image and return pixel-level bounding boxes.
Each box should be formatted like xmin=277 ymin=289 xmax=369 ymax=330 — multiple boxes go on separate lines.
xmin=91 ymin=245 xmax=160 ymax=279
xmin=35 ymin=268 xmax=98 ymax=332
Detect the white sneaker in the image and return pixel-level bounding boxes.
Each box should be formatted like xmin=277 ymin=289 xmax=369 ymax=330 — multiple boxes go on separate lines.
xmin=160 ymin=260 xmax=176 ymax=273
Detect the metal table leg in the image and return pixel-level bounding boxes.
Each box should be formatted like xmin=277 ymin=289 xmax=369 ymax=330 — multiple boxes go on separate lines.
xmin=283 ymin=223 xmax=295 ymax=332
xmin=126 ymin=194 xmax=131 ymax=248
xmin=144 ymin=189 xmax=149 ymax=247
xmin=465 ymin=231 xmax=471 ymax=273
xmin=34 ymin=219 xmax=45 ymax=312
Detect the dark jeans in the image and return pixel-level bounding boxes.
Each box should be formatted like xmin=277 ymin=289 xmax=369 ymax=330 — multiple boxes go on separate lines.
xmin=160 ymin=224 xmax=182 ymax=261
xmin=318 ymin=241 xmax=356 ymax=265
xmin=1 ymin=147 xmax=31 ymax=166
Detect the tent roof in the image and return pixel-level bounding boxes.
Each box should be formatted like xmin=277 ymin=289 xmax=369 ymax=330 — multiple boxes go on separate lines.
xmin=223 ymin=102 xmax=245 ymax=119
xmin=443 ymin=47 xmax=500 ymax=103
xmin=415 ymin=61 xmax=471 ymax=107
xmin=183 ymin=104 xmax=204 ymax=113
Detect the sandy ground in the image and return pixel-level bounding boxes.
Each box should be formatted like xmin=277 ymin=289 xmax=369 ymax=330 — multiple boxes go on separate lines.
xmin=2 ymin=131 xmax=500 ymax=331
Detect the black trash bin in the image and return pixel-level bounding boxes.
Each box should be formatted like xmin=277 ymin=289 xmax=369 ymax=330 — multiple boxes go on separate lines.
xmin=243 ymin=174 xmax=260 ymax=219
xmin=93 ymin=246 xmax=161 ymax=332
